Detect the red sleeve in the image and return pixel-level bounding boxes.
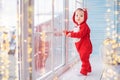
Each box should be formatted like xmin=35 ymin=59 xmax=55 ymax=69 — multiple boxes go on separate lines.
xmin=70 ymin=26 xmax=88 ymax=38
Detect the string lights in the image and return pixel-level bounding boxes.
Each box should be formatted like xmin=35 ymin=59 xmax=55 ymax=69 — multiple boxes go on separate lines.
xmin=101 ymin=0 xmax=120 ymax=80
xmin=0 ymin=0 xmax=19 ymax=80
xmin=27 ymin=1 xmax=33 ymax=79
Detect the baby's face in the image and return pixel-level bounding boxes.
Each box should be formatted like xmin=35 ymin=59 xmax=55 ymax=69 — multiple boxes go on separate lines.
xmin=75 ymin=10 xmax=84 ymax=24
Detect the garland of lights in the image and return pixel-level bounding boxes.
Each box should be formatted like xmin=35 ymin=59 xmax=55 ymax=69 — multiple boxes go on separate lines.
xmin=103 ymin=0 xmax=120 ymax=66
xmin=102 ymin=0 xmax=120 ymax=80
xmin=0 ymin=30 xmax=9 ymax=80
xmin=27 ymin=1 xmax=33 ymax=80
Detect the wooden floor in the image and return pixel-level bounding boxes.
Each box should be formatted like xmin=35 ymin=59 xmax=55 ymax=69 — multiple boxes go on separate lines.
xmin=59 ymin=55 xmax=104 ymax=80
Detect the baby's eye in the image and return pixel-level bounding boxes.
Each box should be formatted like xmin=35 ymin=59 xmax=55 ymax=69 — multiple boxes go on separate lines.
xmin=76 ymin=15 xmax=79 ymax=17
xmin=80 ymin=15 xmax=83 ymax=17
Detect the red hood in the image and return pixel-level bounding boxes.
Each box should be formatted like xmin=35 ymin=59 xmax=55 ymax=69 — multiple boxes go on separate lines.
xmin=72 ymin=8 xmax=88 ymax=25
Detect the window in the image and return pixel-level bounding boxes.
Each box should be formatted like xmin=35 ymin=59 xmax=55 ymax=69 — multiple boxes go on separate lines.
xmin=68 ymin=0 xmax=84 ymax=61
xmin=34 ymin=0 xmax=53 ymax=79
xmin=34 ymin=0 xmax=65 ymax=79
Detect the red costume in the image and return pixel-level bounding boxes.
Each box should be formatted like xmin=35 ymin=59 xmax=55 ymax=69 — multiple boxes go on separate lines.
xmin=66 ymin=8 xmax=93 ymax=75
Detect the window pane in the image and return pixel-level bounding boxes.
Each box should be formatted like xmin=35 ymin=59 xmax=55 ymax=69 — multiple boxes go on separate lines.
xmin=34 ymin=0 xmax=52 ymax=79
xmin=53 ymin=0 xmax=65 ymax=69
xmin=68 ymin=0 xmax=77 ymax=61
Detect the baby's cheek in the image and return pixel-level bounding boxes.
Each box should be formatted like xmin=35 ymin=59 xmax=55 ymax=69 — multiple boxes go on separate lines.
xmin=82 ymin=18 xmax=84 ymax=21
xmin=75 ymin=18 xmax=78 ymax=22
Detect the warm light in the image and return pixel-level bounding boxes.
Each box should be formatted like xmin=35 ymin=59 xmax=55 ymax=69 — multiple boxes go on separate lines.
xmin=111 ymin=25 xmax=115 ymax=28
xmin=118 ymin=2 xmax=120 ymax=6
xmin=24 ymin=39 xmax=27 ymax=42
xmin=28 ymin=58 xmax=32 ymax=62
xmin=103 ymin=1 xmax=120 ymax=79
xmin=114 ymin=11 xmax=119 ymax=15
xmin=53 ymin=76 xmax=59 ymax=80
xmin=118 ymin=35 xmax=120 ymax=39
xmin=65 ymin=8 xmax=69 ymax=10
xmin=119 ymin=43 xmax=120 ymax=47
xmin=64 ymin=19 xmax=68 ymax=22
xmin=106 ymin=18 xmax=110 ymax=22
xmin=24 ymin=0 xmax=28 ymax=3
xmin=107 ymin=8 xmax=111 ymax=12
xmin=28 ymin=6 xmax=33 ymax=13
xmin=106 ymin=27 xmax=110 ymax=31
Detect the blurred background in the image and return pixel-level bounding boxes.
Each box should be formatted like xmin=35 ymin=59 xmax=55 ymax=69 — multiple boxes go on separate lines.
xmin=0 ymin=0 xmax=120 ymax=80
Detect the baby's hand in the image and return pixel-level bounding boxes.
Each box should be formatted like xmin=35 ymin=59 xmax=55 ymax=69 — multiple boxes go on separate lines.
xmin=63 ymin=30 xmax=71 ymax=37
xmin=63 ymin=30 xmax=68 ymax=35
xmin=66 ymin=33 xmax=71 ymax=37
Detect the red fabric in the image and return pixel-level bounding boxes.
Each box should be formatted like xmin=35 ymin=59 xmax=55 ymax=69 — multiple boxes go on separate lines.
xmin=69 ymin=8 xmax=93 ymax=75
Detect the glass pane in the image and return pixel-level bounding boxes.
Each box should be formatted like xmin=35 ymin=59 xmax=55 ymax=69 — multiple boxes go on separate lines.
xmin=53 ymin=0 xmax=65 ymax=69
xmin=76 ymin=1 xmax=83 ymax=8
xmin=34 ymin=0 xmax=52 ymax=79
xmin=68 ymin=0 xmax=78 ymax=61
xmin=0 ymin=0 xmax=19 ymax=80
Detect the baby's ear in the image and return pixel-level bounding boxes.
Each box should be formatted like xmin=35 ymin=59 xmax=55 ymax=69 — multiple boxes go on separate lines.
xmin=83 ymin=8 xmax=87 ymax=11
